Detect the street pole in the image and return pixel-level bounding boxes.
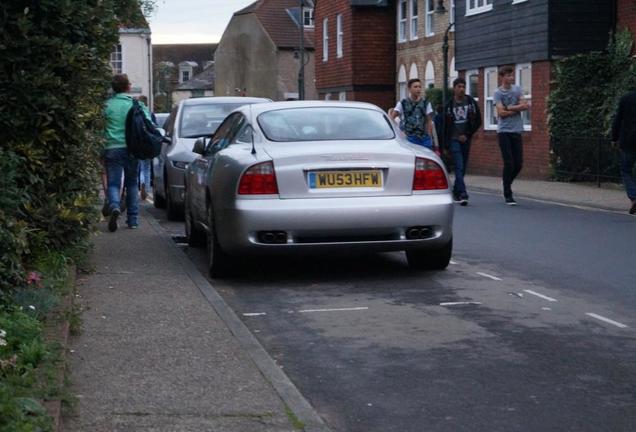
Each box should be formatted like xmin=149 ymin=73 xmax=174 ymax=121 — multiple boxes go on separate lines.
xmin=298 ymin=0 xmax=305 ymax=100
xmin=441 ymin=21 xmax=454 ymax=150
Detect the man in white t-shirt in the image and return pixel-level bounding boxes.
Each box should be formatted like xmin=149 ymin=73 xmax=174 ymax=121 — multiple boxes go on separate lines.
xmin=390 ymin=78 xmax=435 ymax=150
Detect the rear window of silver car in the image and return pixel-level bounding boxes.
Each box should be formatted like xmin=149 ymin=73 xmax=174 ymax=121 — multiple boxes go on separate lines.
xmin=179 ymin=103 xmax=244 ymax=138
xmin=257 ymin=107 xmax=396 ymax=142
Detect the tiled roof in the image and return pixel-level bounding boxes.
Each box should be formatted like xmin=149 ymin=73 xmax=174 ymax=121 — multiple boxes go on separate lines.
xmin=234 ymin=0 xmax=314 ymax=49
xmin=175 ymin=65 xmax=215 ymax=90
xmin=152 ymin=44 xmax=217 ymax=68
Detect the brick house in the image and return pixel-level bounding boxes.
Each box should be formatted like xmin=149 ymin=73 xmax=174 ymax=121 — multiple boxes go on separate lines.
xmin=395 ymin=0 xmax=457 ymax=102
xmin=617 ymin=0 xmax=636 ymax=47
xmin=454 ymin=0 xmax=615 ymax=179
xmin=314 ymin=0 xmax=396 ymax=109
xmin=214 ymin=0 xmax=316 ymax=101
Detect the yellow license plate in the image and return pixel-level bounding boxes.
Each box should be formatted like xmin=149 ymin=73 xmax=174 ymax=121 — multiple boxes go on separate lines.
xmin=309 ymin=170 xmax=383 ymax=189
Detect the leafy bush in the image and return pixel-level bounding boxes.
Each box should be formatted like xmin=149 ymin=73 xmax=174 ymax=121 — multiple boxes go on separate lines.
xmin=548 ymin=30 xmax=636 ymax=181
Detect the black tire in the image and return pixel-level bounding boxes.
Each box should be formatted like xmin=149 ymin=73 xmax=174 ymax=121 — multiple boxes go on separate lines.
xmin=406 ymin=237 xmax=453 ymax=271
xmin=165 ymin=178 xmax=182 ymax=221
xmin=185 ymin=193 xmax=206 ymax=248
xmin=207 ymin=206 xmax=232 ymax=278
xmin=153 ymin=191 xmax=166 ymax=208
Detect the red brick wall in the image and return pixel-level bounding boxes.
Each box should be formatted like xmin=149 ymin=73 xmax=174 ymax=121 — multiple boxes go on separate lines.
xmin=315 ymin=1 xmax=353 ymax=89
xmin=315 ymin=2 xmax=395 ymax=107
xmin=467 ymin=61 xmax=552 ymax=179
xmin=617 ymin=0 xmax=636 ymax=38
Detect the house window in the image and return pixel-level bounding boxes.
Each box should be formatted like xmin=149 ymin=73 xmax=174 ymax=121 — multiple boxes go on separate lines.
xmin=424 ymin=60 xmax=435 ymax=89
xmin=322 ymin=18 xmax=329 ymax=62
xmin=398 ymin=0 xmax=407 ymax=42
xmin=466 ymin=69 xmax=479 ymax=99
xmin=181 ymin=70 xmax=190 ymax=82
xmin=110 ymin=44 xmax=122 ymax=74
xmin=409 ymin=63 xmax=418 ymax=80
xmin=339 ymin=91 xmax=346 ymax=101
xmin=410 ymin=0 xmax=418 ymax=40
xmin=450 ymin=0 xmax=455 ymax=31
xmin=336 ymin=14 xmax=343 ymax=58
xmin=484 ymin=66 xmax=498 ymax=129
xmin=303 ymin=8 xmax=314 ymax=27
xmin=325 ymin=93 xmax=332 ymax=101
xmin=425 ymin=0 xmax=435 ymax=36
xmin=516 ymin=63 xmax=532 ymax=130
xmin=466 ymin=0 xmax=493 ymax=16
xmin=398 ymin=65 xmax=407 ymax=100
xmin=448 ymin=57 xmax=458 ymax=88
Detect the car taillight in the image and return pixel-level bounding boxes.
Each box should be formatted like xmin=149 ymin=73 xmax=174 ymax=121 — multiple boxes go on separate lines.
xmin=238 ymin=161 xmax=279 ymax=195
xmin=413 ymin=157 xmax=448 ymax=190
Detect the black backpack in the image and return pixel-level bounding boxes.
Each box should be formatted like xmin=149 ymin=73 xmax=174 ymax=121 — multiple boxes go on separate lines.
xmin=125 ymin=99 xmax=164 ymax=159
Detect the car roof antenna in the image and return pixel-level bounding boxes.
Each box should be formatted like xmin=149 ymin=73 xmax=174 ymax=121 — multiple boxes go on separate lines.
xmin=249 ymin=104 xmax=256 ymax=155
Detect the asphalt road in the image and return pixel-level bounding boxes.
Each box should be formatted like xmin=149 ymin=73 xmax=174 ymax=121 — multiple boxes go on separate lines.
xmin=147 ymin=192 xmax=636 ymax=432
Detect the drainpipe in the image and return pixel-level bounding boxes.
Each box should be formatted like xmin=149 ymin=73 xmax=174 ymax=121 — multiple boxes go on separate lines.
xmin=146 ymin=33 xmax=153 ymax=110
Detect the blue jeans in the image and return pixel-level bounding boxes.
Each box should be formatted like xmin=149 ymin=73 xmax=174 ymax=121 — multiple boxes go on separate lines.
xmin=104 ymin=148 xmax=140 ymax=226
xmin=139 ymin=159 xmax=152 ymax=193
xmin=450 ymin=137 xmax=471 ymax=196
xmin=620 ymin=148 xmax=636 ymax=200
xmin=407 ymin=134 xmax=433 ymax=149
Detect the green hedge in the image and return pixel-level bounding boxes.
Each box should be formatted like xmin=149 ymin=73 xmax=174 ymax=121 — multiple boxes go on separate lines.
xmin=548 ymin=30 xmax=636 ymax=181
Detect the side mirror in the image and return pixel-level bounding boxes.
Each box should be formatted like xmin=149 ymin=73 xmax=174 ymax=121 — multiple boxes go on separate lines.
xmin=192 ymin=138 xmax=206 ymax=155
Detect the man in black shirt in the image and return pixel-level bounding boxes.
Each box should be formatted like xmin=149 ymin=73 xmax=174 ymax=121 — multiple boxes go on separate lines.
xmin=611 ymin=90 xmax=636 ymax=215
xmin=444 ymin=77 xmax=482 ymax=205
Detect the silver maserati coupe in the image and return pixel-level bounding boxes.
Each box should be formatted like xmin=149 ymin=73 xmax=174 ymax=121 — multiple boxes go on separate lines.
xmin=184 ymin=101 xmax=454 ymax=277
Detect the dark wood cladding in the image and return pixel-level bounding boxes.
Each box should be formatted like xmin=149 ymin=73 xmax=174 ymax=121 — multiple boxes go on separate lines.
xmin=455 ymin=0 xmax=614 ymax=70
xmin=549 ymin=0 xmax=615 ymax=58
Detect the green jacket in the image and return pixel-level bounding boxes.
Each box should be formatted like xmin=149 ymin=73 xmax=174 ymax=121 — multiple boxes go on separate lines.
xmin=104 ymin=93 xmax=134 ymax=150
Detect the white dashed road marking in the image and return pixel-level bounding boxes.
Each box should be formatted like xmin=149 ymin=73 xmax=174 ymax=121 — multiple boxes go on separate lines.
xmin=523 ymin=289 xmax=558 ymax=302
xmin=440 ymin=302 xmax=482 ymax=306
xmin=298 ymin=307 xmax=369 ymax=314
xmin=477 ymin=272 xmax=502 ymax=281
xmin=243 ymin=312 xmax=267 ymax=317
xmin=585 ymin=313 xmax=628 ymax=329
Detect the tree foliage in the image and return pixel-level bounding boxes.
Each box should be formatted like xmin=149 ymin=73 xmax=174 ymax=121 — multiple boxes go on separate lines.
xmin=548 ymin=30 xmax=636 ymax=181
xmin=0 ymin=0 xmax=148 ymax=297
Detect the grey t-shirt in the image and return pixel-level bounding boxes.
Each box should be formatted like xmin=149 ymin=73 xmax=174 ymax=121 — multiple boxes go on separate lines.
xmin=494 ymin=84 xmax=524 ymax=133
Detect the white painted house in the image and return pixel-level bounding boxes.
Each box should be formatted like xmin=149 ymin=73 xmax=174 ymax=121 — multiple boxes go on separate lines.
xmin=110 ymin=25 xmax=153 ymax=109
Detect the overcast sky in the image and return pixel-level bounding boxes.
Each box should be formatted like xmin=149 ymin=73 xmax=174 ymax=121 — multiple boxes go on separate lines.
xmin=149 ymin=0 xmax=256 ymax=44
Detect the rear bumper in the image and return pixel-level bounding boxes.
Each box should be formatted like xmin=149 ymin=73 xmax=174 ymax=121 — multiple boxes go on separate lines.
xmin=216 ymin=193 xmax=453 ymax=254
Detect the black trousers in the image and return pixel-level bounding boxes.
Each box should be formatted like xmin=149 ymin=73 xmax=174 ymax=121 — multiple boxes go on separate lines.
xmin=498 ymin=132 xmax=523 ymax=199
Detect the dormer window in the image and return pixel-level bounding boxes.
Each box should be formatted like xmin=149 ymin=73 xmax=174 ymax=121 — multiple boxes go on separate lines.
xmin=178 ymin=61 xmax=197 ymax=84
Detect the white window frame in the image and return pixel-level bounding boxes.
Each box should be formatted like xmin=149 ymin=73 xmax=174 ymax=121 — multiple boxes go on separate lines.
xmin=466 ymin=0 xmax=493 ymax=16
xmin=409 ymin=0 xmax=418 ymax=40
xmin=466 ymin=68 xmax=479 ymax=100
xmin=322 ymin=18 xmax=329 ymax=62
xmin=336 ymin=14 xmax=343 ymax=58
xmin=181 ymin=70 xmax=190 ymax=83
xmin=303 ymin=7 xmax=315 ymax=27
xmin=424 ymin=60 xmax=435 ymax=89
xmin=398 ymin=64 xmax=407 ymax=100
xmin=338 ymin=91 xmax=346 ymax=101
xmin=398 ymin=0 xmax=407 ymax=42
xmin=110 ymin=44 xmax=123 ymax=74
xmin=512 ymin=0 xmax=528 ymax=4
xmin=325 ymin=93 xmax=332 ymax=101
xmin=450 ymin=0 xmax=455 ymax=31
xmin=448 ymin=57 xmax=458 ymax=88
xmin=425 ymin=0 xmax=435 ymax=37
xmin=516 ymin=63 xmax=532 ymax=131
xmin=484 ymin=66 xmax=498 ymax=130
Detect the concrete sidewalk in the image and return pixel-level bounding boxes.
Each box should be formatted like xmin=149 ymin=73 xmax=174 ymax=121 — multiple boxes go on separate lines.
xmin=63 ymin=207 xmax=328 ymax=432
xmin=464 ymin=174 xmax=631 ymax=213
